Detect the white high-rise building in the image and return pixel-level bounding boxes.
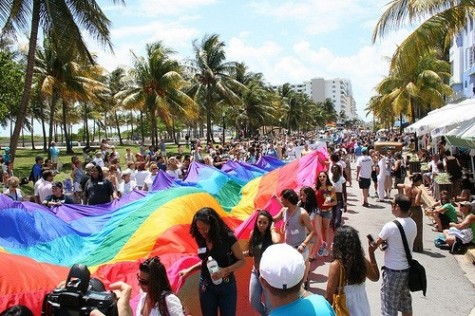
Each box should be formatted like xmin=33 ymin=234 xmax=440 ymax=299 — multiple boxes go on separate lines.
xmin=273 ymin=77 xmax=358 ymax=120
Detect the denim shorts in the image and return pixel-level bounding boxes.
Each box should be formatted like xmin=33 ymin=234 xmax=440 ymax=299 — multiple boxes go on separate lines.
xmin=318 ymin=209 xmax=333 ymax=219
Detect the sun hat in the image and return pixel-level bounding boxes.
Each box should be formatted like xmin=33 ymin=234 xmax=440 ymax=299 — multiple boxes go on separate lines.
xmin=122 ymin=169 xmax=132 ymax=177
xmin=85 ymin=163 xmax=95 ymax=170
xmin=259 ymin=243 xmax=305 ymax=290
xmin=459 ymin=201 xmax=472 ymax=208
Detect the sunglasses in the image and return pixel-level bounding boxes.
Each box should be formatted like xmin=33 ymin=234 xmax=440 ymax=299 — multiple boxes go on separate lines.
xmin=136 ymin=273 xmax=149 ymax=286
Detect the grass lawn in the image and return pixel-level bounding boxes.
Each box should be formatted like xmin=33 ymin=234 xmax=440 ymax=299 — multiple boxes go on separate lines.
xmin=9 ymin=144 xmax=180 ymax=197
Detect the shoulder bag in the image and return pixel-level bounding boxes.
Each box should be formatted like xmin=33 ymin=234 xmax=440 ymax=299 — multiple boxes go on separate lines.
xmin=393 ymin=220 xmax=427 ymax=296
xmin=332 ymin=261 xmax=350 ymax=316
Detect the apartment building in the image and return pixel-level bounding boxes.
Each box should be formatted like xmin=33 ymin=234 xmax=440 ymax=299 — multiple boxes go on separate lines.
xmin=273 ymin=77 xmax=358 ymax=120
xmin=449 ymin=18 xmax=475 ymax=101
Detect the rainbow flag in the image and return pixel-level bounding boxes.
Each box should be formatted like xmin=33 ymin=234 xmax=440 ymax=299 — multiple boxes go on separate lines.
xmin=0 ymin=149 xmax=327 ymax=314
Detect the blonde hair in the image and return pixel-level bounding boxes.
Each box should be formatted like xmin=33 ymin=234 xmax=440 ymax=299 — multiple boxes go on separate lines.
xmin=8 ymin=176 xmax=20 ymax=187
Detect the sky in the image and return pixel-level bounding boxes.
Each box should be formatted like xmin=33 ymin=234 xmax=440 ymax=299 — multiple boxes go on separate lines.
xmin=91 ymin=0 xmax=412 ymax=120
xmin=3 ymin=0 xmax=415 ymax=137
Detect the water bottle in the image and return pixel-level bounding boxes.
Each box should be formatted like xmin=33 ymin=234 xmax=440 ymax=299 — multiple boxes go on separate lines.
xmin=206 ymin=256 xmax=222 ymax=285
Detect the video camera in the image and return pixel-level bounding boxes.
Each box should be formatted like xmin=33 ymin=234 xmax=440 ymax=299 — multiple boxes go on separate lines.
xmin=42 ymin=264 xmax=118 ymax=316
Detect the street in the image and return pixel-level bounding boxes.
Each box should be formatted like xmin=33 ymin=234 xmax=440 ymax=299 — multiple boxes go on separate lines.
xmin=307 ymin=171 xmax=475 ymax=316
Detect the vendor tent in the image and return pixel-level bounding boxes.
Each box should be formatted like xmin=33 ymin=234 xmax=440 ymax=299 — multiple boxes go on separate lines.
xmin=445 ymin=118 xmax=475 ymax=148
xmin=405 ymin=99 xmax=475 ymax=135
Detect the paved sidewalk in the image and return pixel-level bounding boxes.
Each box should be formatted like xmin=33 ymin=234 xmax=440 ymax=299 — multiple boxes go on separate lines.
xmin=307 ymin=176 xmax=475 ymax=315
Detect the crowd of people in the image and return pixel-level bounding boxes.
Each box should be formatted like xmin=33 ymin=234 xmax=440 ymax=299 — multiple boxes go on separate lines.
xmin=1 ymin=127 xmax=475 ymax=315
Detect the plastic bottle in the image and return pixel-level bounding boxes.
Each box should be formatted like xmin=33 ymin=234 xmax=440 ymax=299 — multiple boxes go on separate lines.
xmin=206 ymin=256 xmax=222 ymax=285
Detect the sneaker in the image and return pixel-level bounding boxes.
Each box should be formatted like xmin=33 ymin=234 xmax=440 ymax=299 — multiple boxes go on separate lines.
xmin=363 ymin=202 xmax=370 ymax=207
xmin=318 ymin=242 xmax=327 ymax=256
xmin=450 ymin=238 xmax=463 ymax=254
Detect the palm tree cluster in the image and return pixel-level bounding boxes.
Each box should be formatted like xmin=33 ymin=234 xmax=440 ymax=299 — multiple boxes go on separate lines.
xmin=368 ymin=0 xmax=475 ymax=128
xmin=1 ymin=21 xmax=337 ymax=157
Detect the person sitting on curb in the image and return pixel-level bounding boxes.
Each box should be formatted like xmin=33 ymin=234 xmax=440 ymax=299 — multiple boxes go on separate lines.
xmin=430 ymin=190 xmax=458 ymax=232
xmin=259 ymin=243 xmax=335 ymax=316
xmin=442 ymin=201 xmax=475 ymax=253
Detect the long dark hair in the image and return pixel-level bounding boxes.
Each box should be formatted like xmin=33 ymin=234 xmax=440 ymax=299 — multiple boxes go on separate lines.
xmin=300 ymin=186 xmax=317 ymax=214
xmin=139 ymin=256 xmax=173 ymax=316
xmin=332 ymin=226 xmax=366 ymax=284
xmin=190 ymin=207 xmax=233 ymax=247
xmin=316 ymin=171 xmax=332 ymax=190
xmin=249 ymin=210 xmax=274 ymax=257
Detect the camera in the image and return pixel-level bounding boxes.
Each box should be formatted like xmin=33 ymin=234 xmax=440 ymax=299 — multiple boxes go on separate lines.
xmin=42 ymin=264 xmax=118 ymax=316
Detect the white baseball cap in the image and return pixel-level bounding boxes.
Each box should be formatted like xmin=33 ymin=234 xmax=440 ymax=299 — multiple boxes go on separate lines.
xmin=259 ymin=243 xmax=305 ymax=290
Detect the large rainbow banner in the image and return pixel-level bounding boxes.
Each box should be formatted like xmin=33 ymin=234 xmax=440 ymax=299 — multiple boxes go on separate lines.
xmin=0 ymin=149 xmax=327 ymax=315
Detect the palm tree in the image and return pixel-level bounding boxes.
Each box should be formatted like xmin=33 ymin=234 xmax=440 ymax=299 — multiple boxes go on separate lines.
xmin=318 ymin=98 xmax=338 ymax=124
xmin=35 ymin=38 xmax=109 ymax=153
xmin=190 ymin=34 xmax=242 ymax=143
xmin=0 ymin=0 xmax=123 ymax=160
xmin=124 ymin=41 xmax=196 ymax=147
xmin=374 ymin=50 xmax=452 ymax=124
xmin=106 ymin=67 xmax=128 ymax=146
xmin=372 ymin=0 xmax=474 ymax=69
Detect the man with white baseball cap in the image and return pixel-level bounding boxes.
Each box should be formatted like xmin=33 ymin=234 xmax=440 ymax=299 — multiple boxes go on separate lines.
xmin=259 ymin=243 xmax=335 ymax=316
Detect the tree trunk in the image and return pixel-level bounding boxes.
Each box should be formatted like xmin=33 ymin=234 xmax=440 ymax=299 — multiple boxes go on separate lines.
xmin=21 ymin=127 xmax=25 ymax=148
xmin=9 ymin=0 xmax=41 ymax=161
xmin=48 ymin=90 xmax=59 ymax=155
xmin=172 ymin=117 xmax=178 ymax=145
xmin=130 ymin=111 xmax=134 ymax=141
xmin=104 ymin=112 xmax=108 ymax=139
xmin=62 ymin=101 xmax=73 ymax=154
xmin=40 ymin=104 xmax=47 ymax=151
xmin=114 ymin=110 xmax=123 ymax=145
xmin=140 ymin=111 xmax=145 ymax=143
xmin=30 ymin=116 xmax=36 ymax=150
xmin=206 ymin=86 xmax=212 ymax=144
xmin=84 ymin=108 xmax=90 ymax=147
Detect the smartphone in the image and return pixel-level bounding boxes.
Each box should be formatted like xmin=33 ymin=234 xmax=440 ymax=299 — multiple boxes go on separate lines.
xmin=366 ymin=234 xmax=375 ymax=243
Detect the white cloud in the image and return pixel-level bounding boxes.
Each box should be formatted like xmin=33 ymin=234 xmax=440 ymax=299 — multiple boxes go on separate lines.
xmin=224 ymin=28 xmax=412 ymax=119
xmin=101 ymin=0 xmax=217 ymax=17
xmin=249 ymin=0 xmax=380 ymax=35
xmin=136 ymin=0 xmax=217 ymax=16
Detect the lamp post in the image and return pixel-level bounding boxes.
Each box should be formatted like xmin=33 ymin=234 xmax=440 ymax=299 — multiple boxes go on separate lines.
xmin=222 ymin=112 xmax=226 ymax=146
xmin=279 ymin=118 xmax=282 ymax=135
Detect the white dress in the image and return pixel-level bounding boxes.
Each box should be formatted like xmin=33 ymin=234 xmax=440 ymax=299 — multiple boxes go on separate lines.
xmin=136 ymin=291 xmax=184 ymax=316
xmin=344 ymin=282 xmax=371 ymax=316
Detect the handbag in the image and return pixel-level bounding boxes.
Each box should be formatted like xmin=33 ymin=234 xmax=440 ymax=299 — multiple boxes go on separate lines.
xmin=331 ymin=261 xmax=350 ymax=316
xmin=393 ymin=220 xmax=427 ymax=296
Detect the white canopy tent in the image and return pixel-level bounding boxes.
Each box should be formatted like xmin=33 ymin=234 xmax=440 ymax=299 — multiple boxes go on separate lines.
xmin=445 ymin=118 xmax=475 ymax=148
xmin=405 ymin=99 xmax=475 ymax=135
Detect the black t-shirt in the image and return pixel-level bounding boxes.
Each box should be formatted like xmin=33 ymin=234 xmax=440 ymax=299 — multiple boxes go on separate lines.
xmin=84 ymin=178 xmax=114 ymax=205
xmin=44 ymin=194 xmax=75 ymax=204
xmin=197 ymin=232 xmax=237 ymax=281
